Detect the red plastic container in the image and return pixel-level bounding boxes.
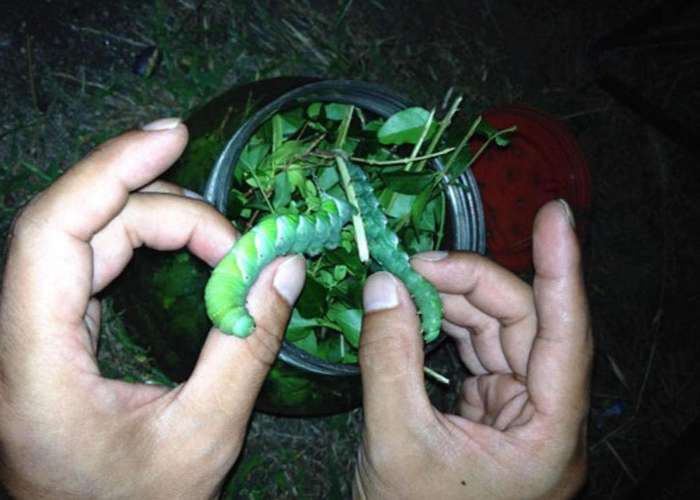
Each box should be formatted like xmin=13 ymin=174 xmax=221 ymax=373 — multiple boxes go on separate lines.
xmin=470 ymin=105 xmax=591 ymax=273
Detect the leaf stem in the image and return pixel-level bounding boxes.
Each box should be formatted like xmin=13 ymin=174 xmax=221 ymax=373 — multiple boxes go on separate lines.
xmin=431 ymin=125 xmax=518 ymax=191
xmin=444 ymin=115 xmax=482 ymax=172
xmin=335 ymin=105 xmax=355 ymax=149
xmin=414 ymin=95 xmax=463 ymax=172
xmin=349 ymin=147 xmax=455 ymax=166
xmin=405 ymin=108 xmax=436 ymax=172
xmin=466 ymin=125 xmax=517 ymax=171
xmin=249 ymin=169 xmax=274 ymax=213
xmin=435 ymin=190 xmax=446 ymax=250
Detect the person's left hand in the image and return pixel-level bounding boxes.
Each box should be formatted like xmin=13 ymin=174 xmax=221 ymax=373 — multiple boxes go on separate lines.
xmin=0 ymin=118 xmax=307 ymax=499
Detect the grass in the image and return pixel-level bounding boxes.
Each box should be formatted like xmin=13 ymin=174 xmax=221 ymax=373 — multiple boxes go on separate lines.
xmin=2 ymin=1 xmax=699 ymax=499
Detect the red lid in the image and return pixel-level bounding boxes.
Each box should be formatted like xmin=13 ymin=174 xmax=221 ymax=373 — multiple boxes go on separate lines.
xmin=470 ymin=105 xmax=591 ymax=273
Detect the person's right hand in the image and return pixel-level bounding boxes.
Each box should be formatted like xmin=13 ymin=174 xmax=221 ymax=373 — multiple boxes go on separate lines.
xmin=354 ymin=200 xmax=592 ymax=500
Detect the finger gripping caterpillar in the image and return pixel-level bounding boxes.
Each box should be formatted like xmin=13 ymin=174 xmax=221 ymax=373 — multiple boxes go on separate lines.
xmin=205 ymin=159 xmax=443 ymax=342
xmin=205 ymin=196 xmax=352 ymax=336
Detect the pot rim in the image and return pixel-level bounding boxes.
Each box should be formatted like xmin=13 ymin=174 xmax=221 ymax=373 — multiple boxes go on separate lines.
xmin=204 ymin=79 xmax=485 ymax=377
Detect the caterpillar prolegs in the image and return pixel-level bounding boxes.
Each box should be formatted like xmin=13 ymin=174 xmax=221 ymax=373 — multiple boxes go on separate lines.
xmin=205 ymin=158 xmax=443 ymax=342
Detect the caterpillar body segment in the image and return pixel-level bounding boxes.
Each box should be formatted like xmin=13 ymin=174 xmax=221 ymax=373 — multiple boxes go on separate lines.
xmin=205 ymin=158 xmax=443 ymax=344
xmin=205 ymin=195 xmax=352 ymax=337
xmin=345 ymin=160 xmax=444 ymax=342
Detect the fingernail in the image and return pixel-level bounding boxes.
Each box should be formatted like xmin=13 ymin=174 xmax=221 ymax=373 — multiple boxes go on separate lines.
xmin=413 ymin=250 xmax=448 ymax=262
xmin=273 ymin=255 xmax=306 ymax=306
xmin=363 ymin=272 xmax=399 ymax=312
xmin=557 ymin=198 xmax=576 ymax=228
xmin=142 ymin=117 xmax=182 ymax=131
xmin=183 ymin=188 xmax=204 ymax=200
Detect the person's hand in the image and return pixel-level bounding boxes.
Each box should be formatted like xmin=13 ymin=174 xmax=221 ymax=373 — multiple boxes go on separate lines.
xmin=355 ymin=200 xmax=591 ymax=500
xmin=0 ymin=118 xmax=306 ymax=499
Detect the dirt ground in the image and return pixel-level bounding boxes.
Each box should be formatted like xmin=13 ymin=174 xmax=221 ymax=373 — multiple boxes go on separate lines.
xmin=1 ymin=1 xmax=699 ymax=498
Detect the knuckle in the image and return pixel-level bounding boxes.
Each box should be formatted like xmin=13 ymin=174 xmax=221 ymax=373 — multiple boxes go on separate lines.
xmin=245 ymin=324 xmax=283 ymax=367
xmin=4 ymin=194 xmax=46 ymax=252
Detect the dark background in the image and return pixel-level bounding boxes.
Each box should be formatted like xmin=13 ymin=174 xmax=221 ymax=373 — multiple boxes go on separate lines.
xmin=1 ymin=0 xmax=699 ymax=498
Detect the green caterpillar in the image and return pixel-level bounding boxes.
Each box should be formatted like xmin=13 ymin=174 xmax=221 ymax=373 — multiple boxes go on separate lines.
xmin=205 ymin=158 xmax=443 ymax=342
xmin=205 ymin=195 xmax=352 ymax=336
xmin=343 ymin=159 xmax=443 ymax=342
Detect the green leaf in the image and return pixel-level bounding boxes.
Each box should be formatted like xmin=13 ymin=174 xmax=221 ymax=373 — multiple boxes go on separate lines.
xmin=379 ymin=189 xmax=415 ymax=219
xmin=296 ymin=276 xmax=326 ymax=317
xmin=287 ymin=166 xmax=306 ymax=194
xmin=324 ymin=103 xmax=351 ymax=121
xmin=304 ymin=179 xmax=317 ymax=197
xmin=272 ymin=114 xmax=284 ymax=152
xmin=326 ymin=304 xmax=362 ymax=348
xmin=270 ymin=140 xmax=305 ymax=167
xmin=292 ymin=329 xmax=318 ymax=355
xmin=341 ymin=137 xmax=359 ymax=155
xmin=381 ymin=171 xmax=436 ymax=194
xmin=342 ymin=351 xmax=358 ymax=364
xmin=317 ymin=166 xmax=340 ymax=190
xmin=363 ymin=119 xmax=384 ymax=132
xmin=411 ymin=189 xmax=432 ymax=230
xmin=378 ymin=107 xmax=437 ymax=145
xmin=307 ymin=102 xmax=322 ymax=118
xmin=279 ymin=108 xmax=304 ymax=136
xmin=333 ymin=264 xmax=348 ymax=281
xmin=236 ymin=142 xmax=269 ymax=181
xmin=316 ymin=336 xmax=342 ymax=363
xmin=307 ymin=121 xmax=327 ymax=133
xmin=286 ymin=309 xmax=320 ymax=342
xmin=444 ymin=146 xmax=474 ymax=180
xmin=476 ymin=120 xmax=511 ymax=146
xmin=272 ymin=172 xmax=291 ymax=209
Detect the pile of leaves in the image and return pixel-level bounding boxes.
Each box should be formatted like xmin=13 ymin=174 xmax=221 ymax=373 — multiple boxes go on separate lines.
xmin=223 ymin=100 xmax=514 ymax=364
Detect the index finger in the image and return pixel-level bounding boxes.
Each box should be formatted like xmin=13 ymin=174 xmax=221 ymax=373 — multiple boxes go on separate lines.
xmin=410 ymin=252 xmax=536 ymax=377
xmin=1 ymin=120 xmax=188 ymax=346
xmin=29 ymin=118 xmax=187 ymax=241
xmin=410 ymin=252 xmax=534 ymax=326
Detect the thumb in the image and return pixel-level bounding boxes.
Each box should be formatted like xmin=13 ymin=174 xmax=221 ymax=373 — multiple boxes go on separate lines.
xmin=177 ymin=255 xmax=305 ymax=430
xmin=359 ymin=272 xmax=433 ymax=432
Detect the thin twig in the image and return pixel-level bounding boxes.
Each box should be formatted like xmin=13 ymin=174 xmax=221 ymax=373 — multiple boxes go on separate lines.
xmin=434 ymin=190 xmax=446 ymax=250
xmin=348 ymin=147 xmax=455 ymax=166
xmin=281 ymin=19 xmax=329 ymax=66
xmin=65 ymin=23 xmax=152 ymax=47
xmin=20 ymin=161 xmax=52 ymax=183
xmin=249 ymin=170 xmax=274 ymax=213
xmin=415 ymin=95 xmax=463 ymax=172
xmin=405 ymin=108 xmax=436 ymax=172
xmin=560 ymin=106 xmax=610 ymax=120
xmin=462 ymin=125 xmax=517 ymax=171
xmin=335 ymin=105 xmax=354 ymax=149
xmin=52 ymin=72 xmax=137 ymax=106
xmin=591 ymin=419 xmax=635 ymax=451
xmin=424 ymin=366 xmax=450 ymax=385
xmin=302 ymin=133 xmax=326 ymax=157
xmin=444 ymin=115 xmax=482 ymax=171
xmin=604 ymin=440 xmax=638 ymax=483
